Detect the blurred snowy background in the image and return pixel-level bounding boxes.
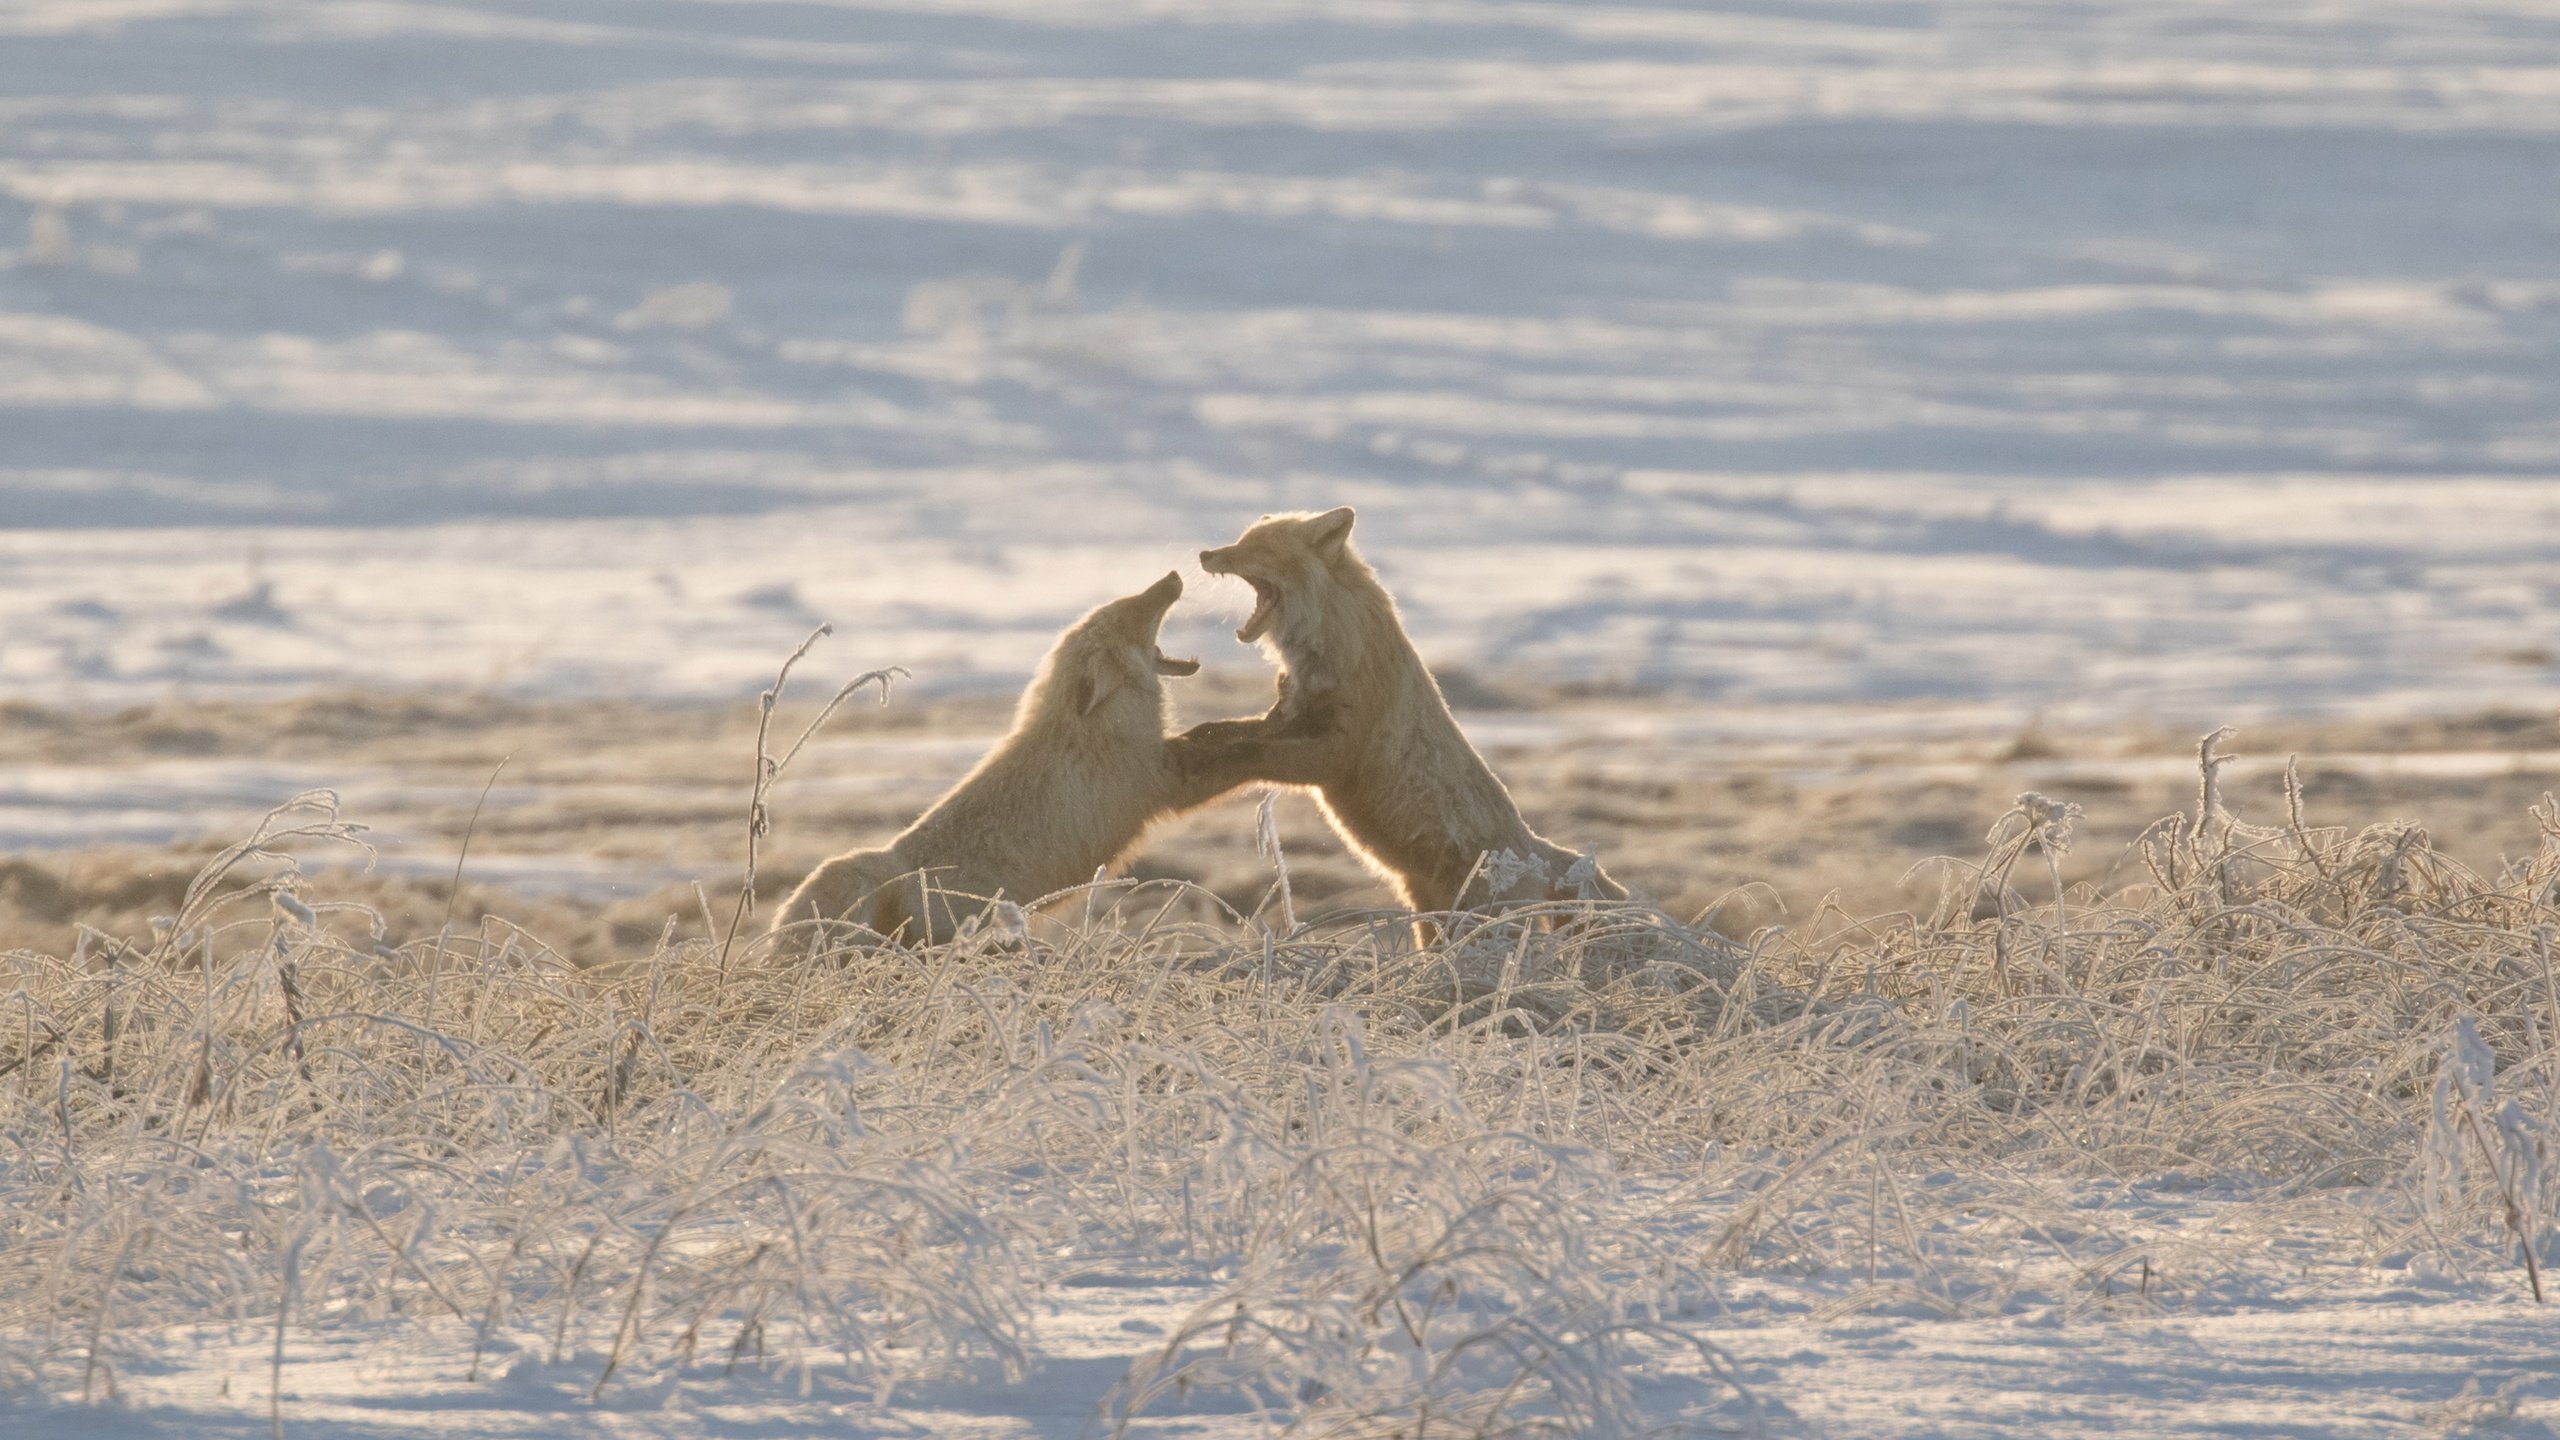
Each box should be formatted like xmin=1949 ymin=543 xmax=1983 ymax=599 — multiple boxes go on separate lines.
xmin=5 ymin=0 xmax=2560 ymax=724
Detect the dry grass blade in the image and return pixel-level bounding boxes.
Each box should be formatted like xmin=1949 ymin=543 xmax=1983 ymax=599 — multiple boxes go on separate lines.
xmin=3 ymin=732 xmax=2556 ymax=1432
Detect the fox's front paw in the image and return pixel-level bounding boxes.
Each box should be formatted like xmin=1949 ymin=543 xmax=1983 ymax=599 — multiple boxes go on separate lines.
xmin=1267 ymin=698 xmax=1338 ymax=741
xmin=1176 ymin=717 xmax=1270 ymax=747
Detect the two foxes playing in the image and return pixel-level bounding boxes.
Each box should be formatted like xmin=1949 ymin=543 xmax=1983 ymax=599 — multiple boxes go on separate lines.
xmin=774 ymin=507 xmax=1624 ymax=945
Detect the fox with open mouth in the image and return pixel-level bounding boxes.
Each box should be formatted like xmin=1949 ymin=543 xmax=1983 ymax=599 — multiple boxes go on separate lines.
xmin=772 ymin=570 xmax=1264 ymax=946
xmin=1191 ymin=506 xmax=1625 ymax=928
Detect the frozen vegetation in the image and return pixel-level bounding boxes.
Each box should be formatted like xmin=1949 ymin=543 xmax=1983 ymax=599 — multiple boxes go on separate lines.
xmin=6 ymin=757 xmax=2560 ymax=1436
xmin=8 ymin=0 xmax=2560 ymax=1433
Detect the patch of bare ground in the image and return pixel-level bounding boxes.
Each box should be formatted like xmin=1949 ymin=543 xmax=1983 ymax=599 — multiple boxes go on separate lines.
xmin=3 ymin=682 xmax=2558 ymax=964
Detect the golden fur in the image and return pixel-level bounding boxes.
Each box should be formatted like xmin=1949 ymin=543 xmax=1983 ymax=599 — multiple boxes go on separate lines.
xmin=1188 ymin=507 xmax=1625 ymax=922
xmin=771 ymin=571 xmax=1266 ymax=946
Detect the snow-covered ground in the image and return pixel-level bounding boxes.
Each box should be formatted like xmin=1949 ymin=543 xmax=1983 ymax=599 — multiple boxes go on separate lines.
xmin=10 ymin=4 xmax=2560 ymax=1436
xmin=12 ymin=1292 xmax=2559 ymax=1438
xmin=6 ymin=0 xmax=2560 ymax=723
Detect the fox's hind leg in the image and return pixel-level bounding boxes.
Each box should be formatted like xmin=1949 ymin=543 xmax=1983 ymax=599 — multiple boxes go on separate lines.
xmin=770 ymin=850 xmax=909 ymax=942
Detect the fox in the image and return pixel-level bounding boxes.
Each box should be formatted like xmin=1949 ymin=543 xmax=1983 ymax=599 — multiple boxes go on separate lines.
xmin=1187 ymin=506 xmax=1626 ymax=926
xmin=770 ymin=570 xmax=1265 ymax=947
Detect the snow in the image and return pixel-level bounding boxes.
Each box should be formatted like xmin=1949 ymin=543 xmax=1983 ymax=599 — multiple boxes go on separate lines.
xmin=9 ymin=1 xmax=2560 ymax=1435
xmin=8 ymin=1296 xmax=2559 ymax=1438
xmin=2 ymin=0 xmax=2559 ymax=724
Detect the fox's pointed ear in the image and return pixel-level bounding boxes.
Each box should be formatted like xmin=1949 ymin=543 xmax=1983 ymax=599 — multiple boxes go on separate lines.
xmin=1075 ymin=657 xmax=1122 ymax=715
xmin=1310 ymin=505 xmax=1355 ymax=553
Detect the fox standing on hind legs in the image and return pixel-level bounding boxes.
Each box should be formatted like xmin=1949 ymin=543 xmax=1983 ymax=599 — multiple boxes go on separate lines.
xmin=771 ymin=571 xmax=1270 ymax=947
xmin=1188 ymin=506 xmax=1626 ymax=926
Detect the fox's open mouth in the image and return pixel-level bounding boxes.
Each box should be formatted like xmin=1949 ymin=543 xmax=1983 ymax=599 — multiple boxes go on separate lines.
xmin=1236 ymin=577 xmax=1280 ymax=644
xmin=1153 ymin=647 xmax=1200 ymax=677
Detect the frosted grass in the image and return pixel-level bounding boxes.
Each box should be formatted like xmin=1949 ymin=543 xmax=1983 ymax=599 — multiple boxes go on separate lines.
xmin=4 ymin=742 xmax=2558 ymax=1431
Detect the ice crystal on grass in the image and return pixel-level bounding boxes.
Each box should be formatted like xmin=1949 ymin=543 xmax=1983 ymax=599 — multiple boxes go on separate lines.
xmin=6 ymin=732 xmax=2560 ymax=1432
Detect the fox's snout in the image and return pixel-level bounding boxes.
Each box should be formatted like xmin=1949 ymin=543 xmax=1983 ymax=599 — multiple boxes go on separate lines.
xmin=1124 ymin=570 xmax=1184 ymax=618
